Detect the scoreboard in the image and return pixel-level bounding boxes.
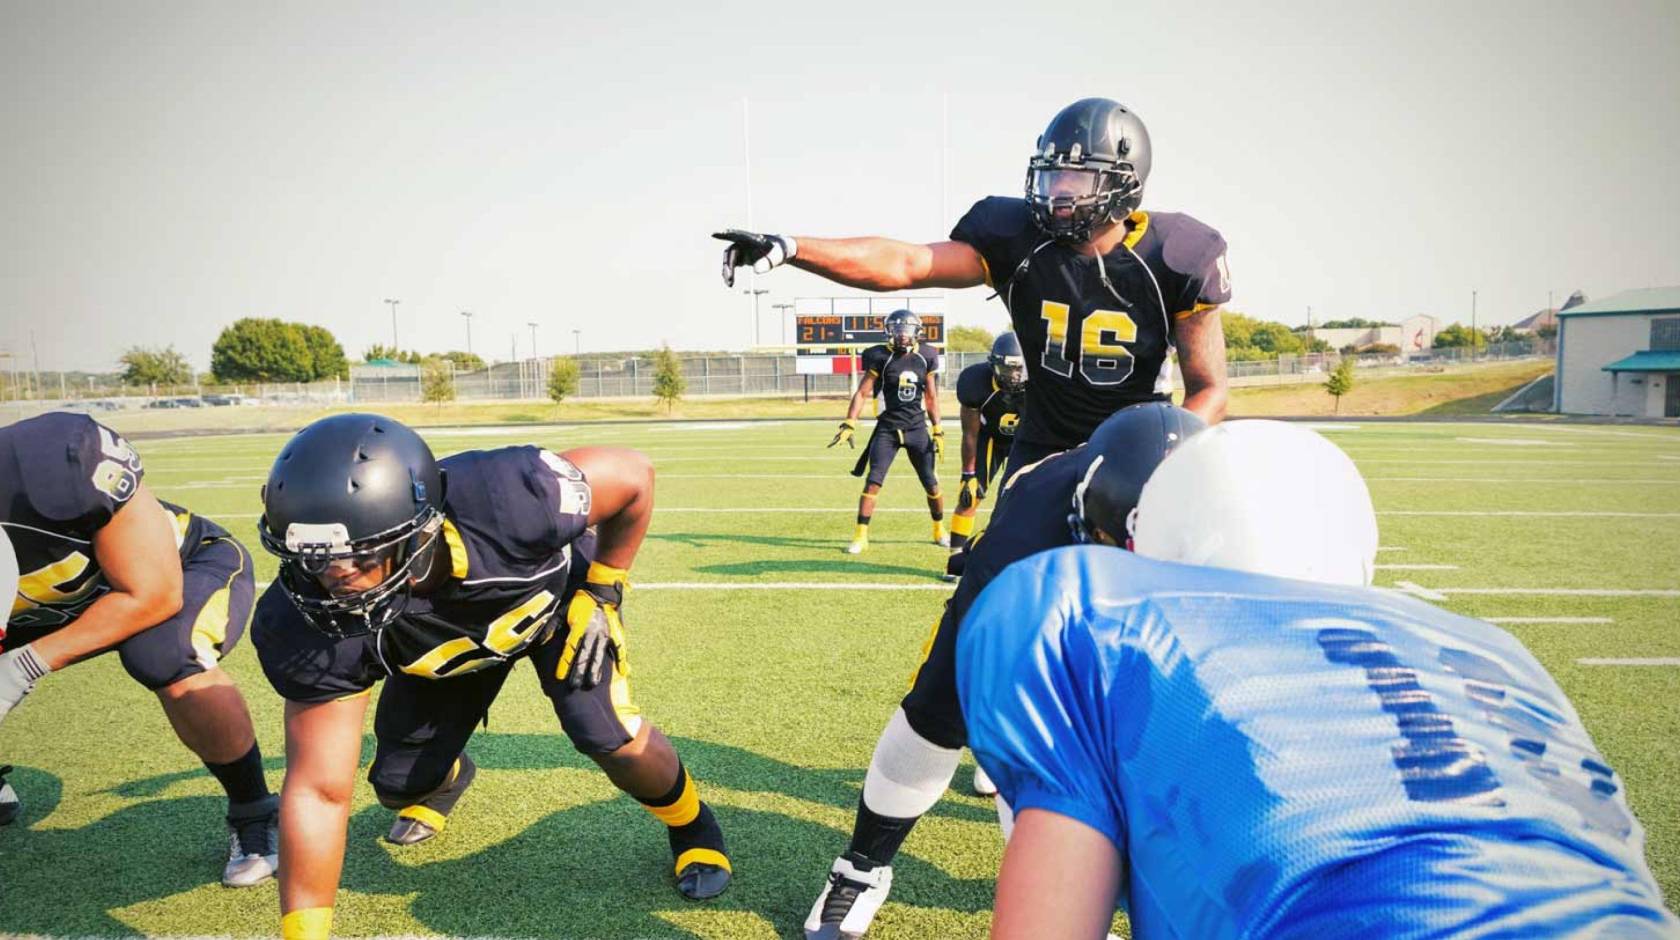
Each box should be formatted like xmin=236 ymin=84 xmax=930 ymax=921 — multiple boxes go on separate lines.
xmin=796 ymin=314 xmax=945 ymax=347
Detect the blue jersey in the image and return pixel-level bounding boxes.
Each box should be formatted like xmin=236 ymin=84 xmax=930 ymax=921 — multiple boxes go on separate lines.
xmin=958 ymin=547 xmax=1677 ymax=939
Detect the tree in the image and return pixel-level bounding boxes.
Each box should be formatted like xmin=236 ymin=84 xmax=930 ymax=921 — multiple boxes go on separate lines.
xmin=440 ymin=350 xmax=486 ymax=372
xmin=420 ymin=357 xmax=455 ymax=404
xmin=651 ymin=344 xmax=686 ymax=413
xmin=1222 ymin=310 xmax=1311 ymax=361
xmin=1323 ymin=357 xmax=1355 ymax=412
xmin=548 ymin=357 xmax=581 ymax=404
xmin=362 ymin=343 xmax=422 ymax=364
xmin=120 ymin=346 xmax=193 ymax=387
xmin=1430 ymin=323 xmax=1488 ymax=350
xmin=210 ymin=318 xmax=326 ymax=382
xmin=1315 ymin=317 xmax=1395 ymax=330
xmin=298 ymin=324 xmax=349 ymax=380
xmin=945 ymin=325 xmax=996 ymax=353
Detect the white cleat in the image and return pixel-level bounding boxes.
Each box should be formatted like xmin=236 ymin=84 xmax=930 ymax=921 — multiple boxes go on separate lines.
xmin=222 ymin=795 xmax=280 ymax=888
xmin=971 ymin=764 xmax=997 ymax=797
xmin=933 ymin=533 xmax=951 ymax=548
xmin=804 ymin=854 xmax=893 ymax=940
xmin=845 ymin=539 xmax=868 ymax=555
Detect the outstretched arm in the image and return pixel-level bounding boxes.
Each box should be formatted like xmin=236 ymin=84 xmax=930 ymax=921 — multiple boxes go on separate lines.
xmin=992 ymin=808 xmax=1124 ymax=940
xmin=791 ymin=238 xmax=988 ymax=291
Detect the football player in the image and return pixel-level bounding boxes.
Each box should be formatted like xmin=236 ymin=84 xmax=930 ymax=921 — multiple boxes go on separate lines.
xmin=803 ymin=403 xmax=1205 ymax=940
xmin=253 ymin=414 xmax=730 ymax=940
xmin=946 ymin=331 xmax=1026 ymax=566
xmin=719 ymin=97 xmax=1230 ymax=486
xmin=827 ymin=309 xmax=946 ymax=554
xmin=959 ymin=422 xmax=1679 ymax=939
xmin=0 ymin=413 xmax=276 ymax=886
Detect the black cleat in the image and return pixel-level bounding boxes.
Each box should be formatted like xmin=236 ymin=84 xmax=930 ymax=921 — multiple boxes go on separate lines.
xmin=670 ymin=801 xmax=731 ymax=900
xmin=0 ymin=766 xmax=20 ymax=826
xmin=385 ymin=753 xmax=477 ymax=846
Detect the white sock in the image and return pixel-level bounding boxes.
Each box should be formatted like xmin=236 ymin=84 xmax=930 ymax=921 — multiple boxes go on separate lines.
xmin=861 ymin=708 xmax=962 ymax=819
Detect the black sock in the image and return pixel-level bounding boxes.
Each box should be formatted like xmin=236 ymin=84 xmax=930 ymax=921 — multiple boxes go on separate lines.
xmin=926 ymin=496 xmax=943 ymax=521
xmin=950 ymin=532 xmax=970 ymax=551
xmin=845 ymin=795 xmax=920 ymax=868
xmin=205 ymin=742 xmax=269 ymax=806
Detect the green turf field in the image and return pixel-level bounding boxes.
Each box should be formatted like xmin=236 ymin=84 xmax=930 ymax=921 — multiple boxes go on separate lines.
xmin=1 ymin=417 xmax=1676 ymax=938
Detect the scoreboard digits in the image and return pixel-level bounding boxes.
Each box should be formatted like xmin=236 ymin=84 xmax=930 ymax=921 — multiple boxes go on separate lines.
xmin=796 ymin=314 xmax=944 ymax=346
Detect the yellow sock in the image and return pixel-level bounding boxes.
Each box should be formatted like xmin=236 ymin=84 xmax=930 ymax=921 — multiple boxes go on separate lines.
xmin=932 ymin=520 xmax=946 ymax=540
xmin=853 ymin=523 xmax=869 ymax=543
xmin=281 ymin=908 xmax=333 ymax=940
xmin=950 ymin=514 xmax=975 ymax=538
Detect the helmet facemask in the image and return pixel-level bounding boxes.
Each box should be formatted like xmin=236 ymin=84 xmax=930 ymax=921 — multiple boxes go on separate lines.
xmin=884 ymin=311 xmax=922 ymax=353
xmin=991 ymin=354 xmax=1027 ymax=392
xmin=260 ymin=507 xmax=442 ymax=638
xmin=1025 ymin=150 xmax=1143 ymax=244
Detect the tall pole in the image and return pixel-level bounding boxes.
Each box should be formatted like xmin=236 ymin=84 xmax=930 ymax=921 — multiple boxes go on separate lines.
xmin=743 ymin=97 xmax=758 ymax=348
xmin=572 ymin=329 xmax=581 ymax=356
xmin=940 ymin=91 xmax=949 ymax=233
xmin=773 ymin=303 xmax=794 ymax=345
xmin=460 ymin=310 xmax=474 ymax=356
xmin=1471 ymin=289 xmax=1478 ymax=362
xmin=743 ymin=289 xmax=768 ymax=346
xmin=383 ymin=298 xmax=400 ymax=349
xmin=527 ymin=321 xmax=539 ymax=358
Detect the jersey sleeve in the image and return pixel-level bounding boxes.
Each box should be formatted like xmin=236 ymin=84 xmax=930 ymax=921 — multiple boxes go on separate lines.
xmin=860 ymin=345 xmax=889 ymax=377
xmin=949 ymin=196 xmax=1031 ymax=290
xmin=956 ymin=363 xmax=990 ymax=409
xmin=250 ymin=585 xmax=385 ymax=703
xmin=1158 ymin=214 xmax=1232 ymax=318
xmin=15 ymin=413 xmax=146 ymax=535
xmin=534 ymin=450 xmax=593 ymax=549
xmin=920 ymin=343 xmax=943 ymax=376
xmin=956 ymin=549 xmax=1125 ymax=851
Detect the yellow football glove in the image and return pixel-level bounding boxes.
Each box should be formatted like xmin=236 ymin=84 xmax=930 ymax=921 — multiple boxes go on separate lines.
xmin=957 ymin=472 xmax=981 ymax=513
xmin=828 ymin=419 xmax=857 ymax=449
xmin=930 ymin=424 xmax=945 ymax=461
xmin=558 ymin=562 xmax=630 ymax=690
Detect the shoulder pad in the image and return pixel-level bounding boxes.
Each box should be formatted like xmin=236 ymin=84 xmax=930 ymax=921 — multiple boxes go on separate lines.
xmin=1151 ymin=211 xmax=1228 ymax=278
xmin=956 ymin=363 xmax=992 ymax=406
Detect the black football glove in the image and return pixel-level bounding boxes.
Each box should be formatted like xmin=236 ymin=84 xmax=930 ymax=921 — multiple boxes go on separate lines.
xmin=558 ymin=563 xmax=630 ymax=691
xmin=713 ymin=229 xmax=796 ymax=288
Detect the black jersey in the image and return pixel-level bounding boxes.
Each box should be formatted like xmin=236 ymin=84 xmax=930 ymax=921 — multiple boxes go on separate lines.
xmin=951 ymin=198 xmax=1230 ymax=449
xmin=947 ymin=445 xmax=1093 ymax=628
xmin=254 ymin=445 xmax=593 ymax=695
xmin=1 ymin=412 xmax=218 ymax=634
xmin=955 ymin=362 xmax=1023 ymax=444
xmin=861 ymin=342 xmax=941 ymax=431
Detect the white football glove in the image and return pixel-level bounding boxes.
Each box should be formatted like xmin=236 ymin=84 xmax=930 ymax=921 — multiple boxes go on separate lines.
xmin=0 ymin=645 xmax=50 ymax=726
xmin=713 ymin=229 xmax=797 ymax=287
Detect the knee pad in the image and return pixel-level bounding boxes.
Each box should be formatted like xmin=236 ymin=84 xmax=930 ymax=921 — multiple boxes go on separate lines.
xmin=861 ymin=708 xmax=962 ymax=820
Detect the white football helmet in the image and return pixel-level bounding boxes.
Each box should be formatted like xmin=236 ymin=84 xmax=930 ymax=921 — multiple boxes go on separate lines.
xmin=1131 ymin=420 xmax=1377 ymax=587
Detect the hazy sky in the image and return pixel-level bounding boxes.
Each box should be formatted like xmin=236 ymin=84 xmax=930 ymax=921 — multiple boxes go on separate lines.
xmin=3 ymin=0 xmax=1677 ymax=373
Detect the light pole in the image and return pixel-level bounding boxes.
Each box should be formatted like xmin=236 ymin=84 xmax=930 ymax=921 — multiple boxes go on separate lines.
xmin=527 ymin=322 xmax=539 ymax=358
xmin=743 ymin=288 xmax=769 ymax=346
xmin=1470 ymin=289 xmax=1478 ymax=362
xmin=383 ymin=298 xmax=400 ymax=350
xmin=572 ymin=329 xmax=581 ymax=356
xmin=460 ymin=310 xmax=474 ymax=356
xmin=772 ymin=303 xmax=794 ymax=345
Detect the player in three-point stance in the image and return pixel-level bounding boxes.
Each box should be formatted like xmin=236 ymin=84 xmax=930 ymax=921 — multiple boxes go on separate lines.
xmin=959 ymin=421 xmax=1679 ymax=939
xmin=252 ymin=414 xmax=730 ymax=940
xmin=827 ymin=309 xmax=947 ymax=554
xmin=803 ymin=403 xmax=1205 ymax=940
xmin=0 ymin=412 xmax=277 ymax=887
xmin=718 ymin=96 xmax=1231 ymax=489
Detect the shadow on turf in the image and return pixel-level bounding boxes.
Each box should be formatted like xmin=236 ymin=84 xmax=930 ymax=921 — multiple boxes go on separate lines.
xmin=0 ymin=734 xmax=996 ymax=938
xmin=651 ymin=531 xmax=949 ymax=580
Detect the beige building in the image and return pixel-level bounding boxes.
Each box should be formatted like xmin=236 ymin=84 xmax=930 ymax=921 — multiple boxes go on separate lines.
xmin=1555 ymin=287 xmax=1680 ymax=418
xmin=1312 ymin=314 xmax=1440 ymax=355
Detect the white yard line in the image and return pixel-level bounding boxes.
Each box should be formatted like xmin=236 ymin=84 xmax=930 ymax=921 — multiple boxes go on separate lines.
xmin=1373 ymin=564 xmax=1459 ymax=570
xmin=253 ymin=579 xmax=949 ymax=591
xmin=1453 ymin=437 xmax=1572 ymax=447
xmin=1366 ymin=477 xmax=1680 ymax=485
xmin=1394 ymin=581 xmax=1448 ymax=601
xmin=1402 ymin=586 xmax=1680 ymax=598
xmin=1377 ymin=546 xmax=1406 ymax=552
xmin=1486 ymin=617 xmax=1614 ymax=624
xmin=1378 ymin=511 xmax=1680 ymax=518
xmin=1576 ymin=658 xmax=1680 ymax=667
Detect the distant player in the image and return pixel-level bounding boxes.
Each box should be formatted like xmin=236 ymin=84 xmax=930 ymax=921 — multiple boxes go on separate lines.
xmin=0 ymin=413 xmax=277 ymax=887
xmin=945 ymin=331 xmax=1026 ymax=575
xmin=827 ymin=309 xmax=946 ymax=554
xmin=959 ymin=421 xmax=1679 ymax=939
xmin=719 ymin=97 xmax=1231 ymax=484
xmin=803 ymin=403 xmax=1205 ymax=940
xmin=253 ymin=415 xmax=730 ymax=940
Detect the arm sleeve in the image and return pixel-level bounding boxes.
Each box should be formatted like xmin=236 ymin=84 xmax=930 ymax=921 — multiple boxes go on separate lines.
xmin=1160 ymin=219 xmax=1232 ymax=317
xmin=18 ymin=414 xmax=145 ymax=534
xmin=956 ymin=551 xmax=1125 ymax=851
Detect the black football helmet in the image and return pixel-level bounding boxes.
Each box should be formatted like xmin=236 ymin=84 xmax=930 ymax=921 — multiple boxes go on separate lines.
xmin=1027 ymin=98 xmax=1152 ymax=243
xmin=883 ymin=309 xmax=922 ymax=353
xmin=1069 ymin=402 xmax=1205 ymax=546
xmin=258 ymin=413 xmax=446 ymax=637
xmin=989 ymin=331 xmax=1027 ymax=392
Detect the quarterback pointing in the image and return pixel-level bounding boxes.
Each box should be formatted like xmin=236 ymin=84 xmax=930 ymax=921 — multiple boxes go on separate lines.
xmin=719 ymin=96 xmax=1231 ymax=482
xmin=252 ymin=415 xmax=730 ymax=940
